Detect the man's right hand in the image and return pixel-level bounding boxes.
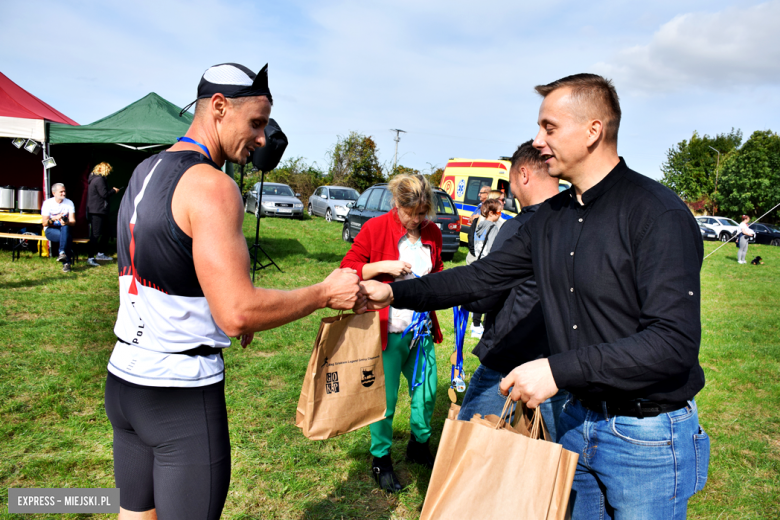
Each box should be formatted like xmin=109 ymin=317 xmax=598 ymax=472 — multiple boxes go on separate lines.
xmin=321 ymin=268 xmax=361 ymax=310
xmin=355 ymin=280 xmax=393 ymax=313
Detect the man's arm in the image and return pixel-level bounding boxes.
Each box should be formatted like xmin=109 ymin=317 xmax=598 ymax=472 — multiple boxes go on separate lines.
xmin=174 ymin=165 xmax=360 ymax=337
xmin=360 ymin=224 xmax=534 ymax=313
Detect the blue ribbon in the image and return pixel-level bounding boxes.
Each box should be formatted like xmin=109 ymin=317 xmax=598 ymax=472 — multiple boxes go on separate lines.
xmin=401 ymin=272 xmax=433 ymax=392
xmin=452 ymin=306 xmax=469 ymax=391
xmin=177 ymin=136 xmax=213 ymax=161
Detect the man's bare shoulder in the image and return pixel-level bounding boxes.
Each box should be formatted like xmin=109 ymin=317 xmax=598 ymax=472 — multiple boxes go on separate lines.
xmin=178 ymin=163 xmax=241 ymax=205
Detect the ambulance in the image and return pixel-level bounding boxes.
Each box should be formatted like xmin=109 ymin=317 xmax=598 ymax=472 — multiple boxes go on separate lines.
xmin=439 ymin=157 xmax=570 ymax=242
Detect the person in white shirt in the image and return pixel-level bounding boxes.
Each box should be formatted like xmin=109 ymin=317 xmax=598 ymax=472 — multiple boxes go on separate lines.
xmin=40 ymin=183 xmax=76 ymax=272
xmin=737 ymin=215 xmax=756 ymax=264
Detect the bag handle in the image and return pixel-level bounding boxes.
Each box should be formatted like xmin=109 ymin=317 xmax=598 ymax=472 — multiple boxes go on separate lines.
xmin=495 ymin=396 xmax=516 ymax=430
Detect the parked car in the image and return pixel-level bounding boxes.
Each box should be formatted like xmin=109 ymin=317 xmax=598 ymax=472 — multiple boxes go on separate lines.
xmin=244 ymin=182 xmax=304 ymax=218
xmin=695 ymin=216 xmax=740 ymax=242
xmin=341 ymin=183 xmax=461 ymax=261
xmin=748 ymin=223 xmax=780 ymax=246
xmin=308 ymin=186 xmax=360 ymax=222
xmin=700 ymin=225 xmax=718 ymax=241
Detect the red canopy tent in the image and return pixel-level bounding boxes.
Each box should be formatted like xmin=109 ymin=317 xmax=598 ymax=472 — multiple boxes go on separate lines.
xmin=0 ymin=71 xmax=79 ymax=193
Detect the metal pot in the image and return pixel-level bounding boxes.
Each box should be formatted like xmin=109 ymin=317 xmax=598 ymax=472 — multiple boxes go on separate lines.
xmin=17 ymin=186 xmax=43 ymax=213
xmin=0 ymin=185 xmax=14 ymax=211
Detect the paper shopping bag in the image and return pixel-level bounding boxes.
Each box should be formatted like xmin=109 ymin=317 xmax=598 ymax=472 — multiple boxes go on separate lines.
xmin=296 ymin=312 xmax=386 ymax=440
xmin=420 ymin=398 xmax=578 ymax=520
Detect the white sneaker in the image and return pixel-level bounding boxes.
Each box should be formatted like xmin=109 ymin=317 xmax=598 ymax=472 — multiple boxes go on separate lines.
xmin=471 ymin=325 xmax=484 ymax=338
xmin=95 ymin=253 xmax=113 ymax=261
xmin=87 ymin=258 xmax=100 ymax=267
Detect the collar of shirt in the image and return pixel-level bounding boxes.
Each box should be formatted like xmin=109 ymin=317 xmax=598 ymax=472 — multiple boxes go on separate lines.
xmin=573 ymin=157 xmax=628 ymax=207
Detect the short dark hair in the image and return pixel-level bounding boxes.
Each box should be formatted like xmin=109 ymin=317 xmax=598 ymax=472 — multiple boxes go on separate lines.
xmin=534 ymin=73 xmax=621 ymax=145
xmin=510 ymin=140 xmax=546 ymax=173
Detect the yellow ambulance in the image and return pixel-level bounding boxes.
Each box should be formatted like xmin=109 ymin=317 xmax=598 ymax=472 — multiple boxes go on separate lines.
xmin=439 ymin=157 xmax=570 ymax=242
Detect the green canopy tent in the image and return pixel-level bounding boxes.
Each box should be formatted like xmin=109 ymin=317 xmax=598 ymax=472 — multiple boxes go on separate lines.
xmin=45 ymin=93 xmax=195 ymax=239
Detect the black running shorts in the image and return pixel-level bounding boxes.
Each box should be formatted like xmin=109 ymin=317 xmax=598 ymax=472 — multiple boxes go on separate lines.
xmin=104 ymin=372 xmax=231 ymax=518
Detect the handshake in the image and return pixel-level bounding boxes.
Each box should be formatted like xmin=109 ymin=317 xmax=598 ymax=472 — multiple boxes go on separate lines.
xmin=319 ymin=269 xmax=395 ymax=313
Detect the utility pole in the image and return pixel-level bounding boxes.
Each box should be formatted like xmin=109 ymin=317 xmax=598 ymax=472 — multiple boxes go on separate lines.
xmin=709 ymin=146 xmax=721 ymax=214
xmin=390 ymin=129 xmax=406 ymax=173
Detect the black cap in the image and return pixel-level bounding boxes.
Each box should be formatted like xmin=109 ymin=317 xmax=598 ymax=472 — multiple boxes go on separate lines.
xmin=179 ymin=63 xmax=272 ymax=116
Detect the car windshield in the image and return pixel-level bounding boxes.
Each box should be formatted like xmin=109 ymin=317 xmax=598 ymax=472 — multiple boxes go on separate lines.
xmin=718 ymin=218 xmax=739 ymax=226
xmin=434 ymin=192 xmax=455 ymax=215
xmin=262 ymin=185 xmax=294 ymax=197
xmin=330 ymin=189 xmax=359 ymax=200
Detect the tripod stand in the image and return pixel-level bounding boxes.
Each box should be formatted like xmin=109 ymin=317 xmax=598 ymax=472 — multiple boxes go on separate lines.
xmin=249 ymin=169 xmax=281 ymax=281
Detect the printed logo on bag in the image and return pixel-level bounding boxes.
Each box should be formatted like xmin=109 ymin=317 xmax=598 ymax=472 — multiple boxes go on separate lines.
xmin=325 ymin=372 xmax=339 ymax=394
xmin=361 ymin=366 xmax=376 ymax=388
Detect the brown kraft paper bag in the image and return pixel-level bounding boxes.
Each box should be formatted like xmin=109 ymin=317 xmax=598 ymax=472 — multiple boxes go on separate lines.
xmin=420 ymin=397 xmax=578 ymax=520
xmin=296 ymin=312 xmax=386 ymax=440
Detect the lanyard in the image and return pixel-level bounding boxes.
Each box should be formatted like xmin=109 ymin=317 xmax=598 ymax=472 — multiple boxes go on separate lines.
xmin=177 ymin=136 xmax=212 ymax=161
xmin=403 ymin=310 xmax=432 ymax=392
xmin=401 ymin=272 xmax=432 ymax=392
xmin=452 ymin=306 xmax=469 ymax=393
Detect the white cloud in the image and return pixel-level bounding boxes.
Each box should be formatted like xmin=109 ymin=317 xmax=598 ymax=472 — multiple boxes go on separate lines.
xmin=596 ymin=1 xmax=780 ymax=93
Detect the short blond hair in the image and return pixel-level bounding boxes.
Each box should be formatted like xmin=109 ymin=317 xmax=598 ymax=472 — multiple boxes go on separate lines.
xmin=92 ymin=162 xmax=113 ymax=176
xmin=388 ymin=174 xmax=435 ymax=218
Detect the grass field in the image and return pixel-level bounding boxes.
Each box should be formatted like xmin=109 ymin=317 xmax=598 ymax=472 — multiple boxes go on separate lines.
xmin=1 ymin=214 xmax=779 ymax=519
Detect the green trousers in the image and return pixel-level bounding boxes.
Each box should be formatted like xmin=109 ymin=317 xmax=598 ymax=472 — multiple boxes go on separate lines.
xmin=369 ymin=332 xmax=437 ymax=458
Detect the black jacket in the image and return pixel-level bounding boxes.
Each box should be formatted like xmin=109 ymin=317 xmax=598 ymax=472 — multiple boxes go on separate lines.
xmin=463 ymin=204 xmax=549 ymax=373
xmin=87 ymin=173 xmax=115 ymax=215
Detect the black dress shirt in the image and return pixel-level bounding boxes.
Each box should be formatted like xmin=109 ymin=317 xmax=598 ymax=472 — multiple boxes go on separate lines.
xmin=464 ymin=203 xmax=549 ymax=373
xmin=393 ymin=159 xmax=705 ymax=403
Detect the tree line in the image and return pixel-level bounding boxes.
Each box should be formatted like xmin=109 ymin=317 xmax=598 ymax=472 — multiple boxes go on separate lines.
xmin=660 ymin=129 xmax=780 ymax=222
xmin=232 ymin=131 xmax=444 ymax=203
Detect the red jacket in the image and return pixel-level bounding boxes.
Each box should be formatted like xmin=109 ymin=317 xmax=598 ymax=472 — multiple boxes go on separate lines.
xmin=341 ymin=209 xmax=444 ymax=349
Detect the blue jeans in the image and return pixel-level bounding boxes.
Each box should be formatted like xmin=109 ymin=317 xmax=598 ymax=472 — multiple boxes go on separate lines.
xmin=457 ymin=364 xmax=568 ymax=442
xmin=45 ymin=225 xmax=72 ymax=263
xmin=558 ymin=397 xmax=710 ymax=519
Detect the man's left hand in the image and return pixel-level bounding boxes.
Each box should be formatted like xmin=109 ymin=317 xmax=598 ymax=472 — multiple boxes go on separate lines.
xmin=499 ymin=359 xmax=558 ymax=408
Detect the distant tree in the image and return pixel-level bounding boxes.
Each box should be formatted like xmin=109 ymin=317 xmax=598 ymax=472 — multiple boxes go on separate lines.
xmin=267 ymin=157 xmax=325 ymax=202
xmin=327 ymin=132 xmax=385 ymax=192
xmin=387 ymin=165 xmax=421 ymax=180
xmin=427 ymin=167 xmax=444 ymax=189
xmin=659 ymin=129 xmax=742 ymax=213
xmin=716 ymin=130 xmax=780 ymax=221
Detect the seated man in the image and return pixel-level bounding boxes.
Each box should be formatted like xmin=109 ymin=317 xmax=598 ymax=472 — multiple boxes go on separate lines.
xmin=459 ymin=141 xmax=566 ymax=440
xmin=41 ymin=183 xmax=76 ymax=273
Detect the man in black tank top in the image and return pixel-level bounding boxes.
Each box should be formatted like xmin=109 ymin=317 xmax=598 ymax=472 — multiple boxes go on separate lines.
xmin=106 ymin=63 xmax=361 ymax=520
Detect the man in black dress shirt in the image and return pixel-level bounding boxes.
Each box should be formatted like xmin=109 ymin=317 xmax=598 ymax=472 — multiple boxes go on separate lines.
xmin=457 ymin=140 xmax=567 ymax=440
xmin=358 ymin=74 xmax=710 ymax=518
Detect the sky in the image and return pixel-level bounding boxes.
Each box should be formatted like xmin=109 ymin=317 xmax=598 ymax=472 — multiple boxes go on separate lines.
xmin=1 ymin=0 xmax=778 ymax=179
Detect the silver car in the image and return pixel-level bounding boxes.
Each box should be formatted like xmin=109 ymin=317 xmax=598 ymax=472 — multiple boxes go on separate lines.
xmin=244 ymin=182 xmax=304 ymax=218
xmin=308 ymin=186 xmax=360 ymax=222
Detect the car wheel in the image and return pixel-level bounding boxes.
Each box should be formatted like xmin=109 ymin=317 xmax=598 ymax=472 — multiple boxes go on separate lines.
xmin=307 ymin=203 xmax=313 ymax=216
xmin=720 ymin=232 xmax=729 ymax=242
xmin=244 ymin=199 xmax=249 ymax=213
xmin=325 ymin=208 xmax=333 ymax=222
xmin=441 ymin=252 xmax=455 ymax=262
xmin=771 ymin=239 xmax=780 ymax=247
xmin=255 ymin=204 xmax=261 ymax=219
xmin=342 ymin=223 xmax=351 ymax=242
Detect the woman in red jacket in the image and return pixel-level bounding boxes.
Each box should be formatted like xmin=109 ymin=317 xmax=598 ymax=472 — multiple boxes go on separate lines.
xmin=341 ymin=174 xmax=443 ymax=493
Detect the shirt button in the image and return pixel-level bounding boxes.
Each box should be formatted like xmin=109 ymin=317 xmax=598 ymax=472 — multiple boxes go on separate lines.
xmin=570 ymin=288 xmax=574 ymax=292
xmin=570 ymin=252 xmax=574 ymax=256
xmin=572 ymin=325 xmax=578 ymax=329
xmin=578 ymin=218 xmax=583 ymax=222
